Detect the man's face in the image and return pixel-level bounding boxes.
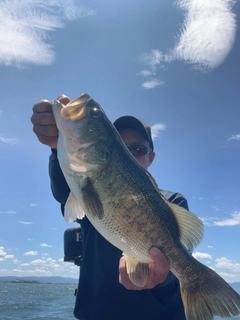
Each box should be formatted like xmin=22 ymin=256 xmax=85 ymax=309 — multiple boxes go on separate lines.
xmin=118 ymin=128 xmax=155 ymax=170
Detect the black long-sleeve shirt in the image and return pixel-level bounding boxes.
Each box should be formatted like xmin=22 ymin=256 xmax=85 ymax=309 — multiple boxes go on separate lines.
xmin=49 ymin=149 xmax=188 ymax=320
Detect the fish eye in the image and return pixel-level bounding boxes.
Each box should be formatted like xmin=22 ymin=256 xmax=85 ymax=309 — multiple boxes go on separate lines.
xmin=90 ymin=107 xmax=102 ymax=118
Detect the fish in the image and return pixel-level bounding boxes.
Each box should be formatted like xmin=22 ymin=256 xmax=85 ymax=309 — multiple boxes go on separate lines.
xmin=52 ymin=93 xmax=240 ymax=320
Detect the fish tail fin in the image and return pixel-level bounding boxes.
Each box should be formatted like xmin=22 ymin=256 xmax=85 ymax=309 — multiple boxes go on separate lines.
xmin=180 ymin=264 xmax=240 ymax=320
xmin=124 ymin=255 xmax=150 ymax=287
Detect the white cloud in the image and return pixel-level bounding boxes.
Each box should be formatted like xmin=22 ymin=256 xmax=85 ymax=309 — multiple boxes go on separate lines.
xmin=151 ymin=123 xmax=167 ymax=140
xmin=138 ymin=0 xmax=237 ymax=87
xmin=0 ymin=247 xmax=7 ymax=258
xmin=30 ymin=203 xmax=37 ymax=207
xmin=23 ymin=251 xmax=38 ymax=256
xmin=0 ymin=0 xmax=95 ymax=68
xmin=214 ymin=211 xmax=240 ymax=227
xmin=20 ymin=263 xmax=30 ymax=267
xmin=141 ymin=79 xmax=165 ymax=89
xmin=170 ymin=0 xmax=237 ymax=70
xmin=137 ymin=70 xmax=152 ymax=77
xmin=201 ymin=212 xmax=240 ymax=227
xmin=215 ymin=257 xmax=240 ymax=273
xmin=30 ymin=257 xmax=57 ymax=267
xmin=140 ymin=49 xmax=164 ymax=73
xmin=0 ymin=134 xmax=18 ymax=145
xmin=18 ymin=221 xmax=33 ymax=225
xmin=0 ymin=210 xmax=16 ymax=214
xmin=42 ymin=253 xmax=49 ymax=257
xmin=0 ymin=246 xmax=14 ymax=261
xmin=228 ymin=134 xmax=240 ymax=141
xmin=40 ymin=243 xmax=52 ymax=248
xmin=192 ymin=252 xmax=213 ymax=260
xmin=208 ymin=245 xmax=213 ymax=249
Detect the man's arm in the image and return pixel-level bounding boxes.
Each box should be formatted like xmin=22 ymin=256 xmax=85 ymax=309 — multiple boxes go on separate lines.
xmin=31 ymin=95 xmax=71 ymax=215
xmin=49 ymin=149 xmax=70 ymax=214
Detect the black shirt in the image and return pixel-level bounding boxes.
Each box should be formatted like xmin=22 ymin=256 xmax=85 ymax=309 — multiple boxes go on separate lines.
xmin=49 ymin=149 xmax=188 ymax=320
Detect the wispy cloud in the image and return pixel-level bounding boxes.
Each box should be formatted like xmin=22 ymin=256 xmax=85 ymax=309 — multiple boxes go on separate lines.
xmin=0 ymin=210 xmax=16 ymax=214
xmin=140 ymin=50 xmax=164 ymax=73
xmin=201 ymin=211 xmax=240 ymax=227
xmin=18 ymin=221 xmax=33 ymax=225
xmin=141 ymin=79 xmax=165 ymax=89
xmin=171 ymin=0 xmax=237 ymax=70
xmin=0 ymin=0 xmax=95 ymax=68
xmin=214 ymin=211 xmax=240 ymax=227
xmin=0 ymin=134 xmax=18 ymax=145
xmin=40 ymin=243 xmax=52 ymax=248
xmin=23 ymin=251 xmax=38 ymax=256
xmin=138 ymin=0 xmax=237 ymax=87
xmin=228 ymin=134 xmax=240 ymax=141
xmin=151 ymin=123 xmax=167 ymax=140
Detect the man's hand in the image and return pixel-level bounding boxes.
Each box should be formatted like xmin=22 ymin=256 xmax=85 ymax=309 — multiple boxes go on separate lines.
xmin=31 ymin=95 xmax=70 ymax=149
xmin=119 ymin=247 xmax=170 ymax=290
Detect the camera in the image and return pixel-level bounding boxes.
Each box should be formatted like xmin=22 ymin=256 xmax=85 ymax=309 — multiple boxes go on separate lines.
xmin=63 ymin=226 xmax=83 ymax=266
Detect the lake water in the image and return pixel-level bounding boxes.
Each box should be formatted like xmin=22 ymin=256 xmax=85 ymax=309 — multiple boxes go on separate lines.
xmin=0 ymin=282 xmax=239 ymax=319
xmin=0 ymin=282 xmax=76 ymax=319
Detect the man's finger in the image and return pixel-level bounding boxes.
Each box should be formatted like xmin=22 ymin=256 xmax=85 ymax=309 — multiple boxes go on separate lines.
xmin=33 ymin=124 xmax=58 ymax=137
xmin=149 ymin=247 xmax=170 ymax=279
xmin=57 ymin=95 xmax=71 ymax=106
xmin=31 ymin=112 xmax=56 ymax=126
xmin=32 ymin=100 xmax=52 ymax=113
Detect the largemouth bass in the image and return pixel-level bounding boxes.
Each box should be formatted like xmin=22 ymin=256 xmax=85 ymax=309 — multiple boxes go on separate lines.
xmin=52 ymin=94 xmax=240 ymax=320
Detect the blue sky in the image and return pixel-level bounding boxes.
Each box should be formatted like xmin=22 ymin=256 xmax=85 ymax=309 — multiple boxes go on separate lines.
xmin=0 ymin=0 xmax=239 ymax=282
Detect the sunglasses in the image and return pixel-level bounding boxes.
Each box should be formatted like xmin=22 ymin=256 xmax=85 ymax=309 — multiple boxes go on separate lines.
xmin=127 ymin=145 xmax=153 ymax=157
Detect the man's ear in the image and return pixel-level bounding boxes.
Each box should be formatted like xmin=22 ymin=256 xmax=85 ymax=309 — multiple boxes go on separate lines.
xmin=149 ymin=152 xmax=156 ymax=166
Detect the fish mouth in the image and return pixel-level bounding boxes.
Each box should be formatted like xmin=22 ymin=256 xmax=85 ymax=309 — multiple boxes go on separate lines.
xmin=61 ymin=93 xmax=91 ymax=121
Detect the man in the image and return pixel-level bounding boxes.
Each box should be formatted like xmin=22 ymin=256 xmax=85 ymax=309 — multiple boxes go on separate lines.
xmin=31 ymin=95 xmax=188 ymax=320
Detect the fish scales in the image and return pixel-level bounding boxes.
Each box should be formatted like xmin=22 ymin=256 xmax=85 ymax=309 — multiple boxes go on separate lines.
xmin=52 ymin=93 xmax=240 ymax=320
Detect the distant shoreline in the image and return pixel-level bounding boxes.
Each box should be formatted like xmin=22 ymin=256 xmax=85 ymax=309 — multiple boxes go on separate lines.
xmin=1 ymin=280 xmax=75 ymax=284
xmin=0 ymin=276 xmax=78 ymax=285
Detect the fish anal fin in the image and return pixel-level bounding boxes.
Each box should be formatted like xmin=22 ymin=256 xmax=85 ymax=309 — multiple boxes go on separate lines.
xmin=167 ymin=201 xmax=204 ymax=252
xmin=81 ymin=178 xmax=104 ymax=220
xmin=64 ymin=192 xmax=85 ymax=222
xmin=124 ymin=254 xmax=150 ymax=288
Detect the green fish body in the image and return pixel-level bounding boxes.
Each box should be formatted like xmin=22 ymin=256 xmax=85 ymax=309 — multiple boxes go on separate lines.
xmin=52 ymin=94 xmax=240 ymax=320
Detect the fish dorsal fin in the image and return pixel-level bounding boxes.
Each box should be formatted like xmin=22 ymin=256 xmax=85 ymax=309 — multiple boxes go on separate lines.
xmin=145 ymin=171 xmax=160 ymax=191
xmin=64 ymin=191 xmax=85 ymax=222
xmin=81 ymin=177 xmax=104 ymax=220
xmin=145 ymin=171 xmax=204 ymax=252
xmin=167 ymin=201 xmax=204 ymax=252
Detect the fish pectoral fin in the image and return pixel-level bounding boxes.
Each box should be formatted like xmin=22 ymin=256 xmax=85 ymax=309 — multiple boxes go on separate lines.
xmin=167 ymin=201 xmax=204 ymax=252
xmin=64 ymin=192 xmax=85 ymax=222
xmin=124 ymin=255 xmax=150 ymax=288
xmin=81 ymin=178 xmax=104 ymax=220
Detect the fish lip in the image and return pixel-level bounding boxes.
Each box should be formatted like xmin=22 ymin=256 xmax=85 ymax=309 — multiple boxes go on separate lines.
xmin=61 ymin=100 xmax=88 ymax=121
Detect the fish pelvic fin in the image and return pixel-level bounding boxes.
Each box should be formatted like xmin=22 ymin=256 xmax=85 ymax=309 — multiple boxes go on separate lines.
xmin=124 ymin=255 xmax=150 ymax=287
xmin=64 ymin=192 xmax=85 ymax=222
xmin=81 ymin=178 xmax=104 ymax=220
xmin=180 ymin=264 xmax=240 ymax=320
xmin=167 ymin=201 xmax=204 ymax=253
